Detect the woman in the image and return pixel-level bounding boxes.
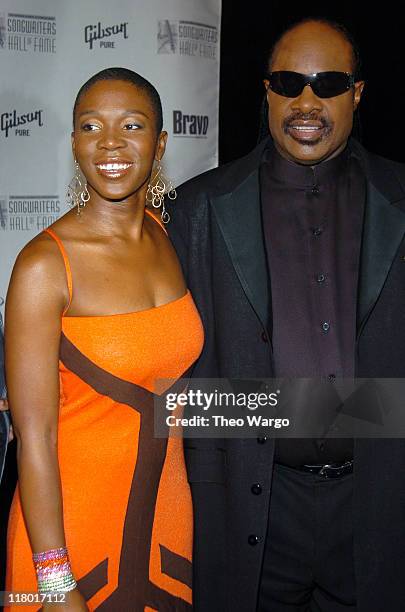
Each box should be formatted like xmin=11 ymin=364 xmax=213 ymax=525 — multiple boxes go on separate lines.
xmin=5 ymin=68 xmax=203 ymax=611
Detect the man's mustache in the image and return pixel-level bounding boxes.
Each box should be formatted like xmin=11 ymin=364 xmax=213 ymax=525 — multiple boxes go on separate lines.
xmin=283 ymin=112 xmax=331 ymax=131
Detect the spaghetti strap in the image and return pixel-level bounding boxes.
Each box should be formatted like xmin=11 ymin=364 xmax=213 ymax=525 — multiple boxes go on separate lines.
xmin=145 ymin=208 xmax=168 ymax=235
xmin=43 ymin=228 xmax=73 ymax=315
xmin=43 ymin=213 xmax=164 ymax=316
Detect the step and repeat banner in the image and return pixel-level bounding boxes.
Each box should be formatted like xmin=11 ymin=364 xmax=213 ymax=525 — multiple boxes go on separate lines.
xmin=0 ymin=0 xmax=221 ymax=317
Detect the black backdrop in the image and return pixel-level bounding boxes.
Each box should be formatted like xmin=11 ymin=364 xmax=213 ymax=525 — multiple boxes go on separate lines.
xmin=219 ymin=1 xmax=404 ymax=164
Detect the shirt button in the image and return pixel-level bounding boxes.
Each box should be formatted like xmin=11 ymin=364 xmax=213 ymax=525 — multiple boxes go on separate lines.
xmin=322 ymin=321 xmax=330 ymax=333
xmin=312 ymin=227 xmax=323 ymax=237
xmin=257 ymin=436 xmax=268 ymax=444
xmin=251 ymin=483 xmax=262 ymax=495
xmin=311 ymin=185 xmax=320 ymax=195
xmin=316 ymin=273 xmax=326 ymax=284
xmin=261 ymin=331 xmax=268 ymax=343
xmin=248 ymin=534 xmax=260 ymax=546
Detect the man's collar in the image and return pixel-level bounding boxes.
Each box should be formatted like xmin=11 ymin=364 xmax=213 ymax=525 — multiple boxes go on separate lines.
xmin=215 ymin=135 xmax=405 ymax=205
xmin=349 ymin=138 xmax=405 ymax=204
xmin=261 ymin=139 xmax=350 ymax=187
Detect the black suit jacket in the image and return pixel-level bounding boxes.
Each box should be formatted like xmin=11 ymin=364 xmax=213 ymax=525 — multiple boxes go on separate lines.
xmin=168 ymin=138 xmax=405 ymax=612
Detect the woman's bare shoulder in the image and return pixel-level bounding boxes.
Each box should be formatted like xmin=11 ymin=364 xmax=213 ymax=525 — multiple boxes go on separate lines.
xmin=13 ymin=206 xmax=81 ymax=270
xmin=8 ymin=230 xmax=69 ymax=312
xmin=13 ymin=230 xmax=63 ymax=273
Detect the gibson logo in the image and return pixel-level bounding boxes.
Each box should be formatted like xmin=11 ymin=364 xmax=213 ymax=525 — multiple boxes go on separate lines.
xmin=1 ymin=109 xmax=43 ymax=137
xmin=84 ymin=21 xmax=128 ymax=50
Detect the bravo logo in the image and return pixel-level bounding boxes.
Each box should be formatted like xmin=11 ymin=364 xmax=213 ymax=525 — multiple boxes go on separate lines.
xmin=173 ymin=110 xmax=209 ymax=137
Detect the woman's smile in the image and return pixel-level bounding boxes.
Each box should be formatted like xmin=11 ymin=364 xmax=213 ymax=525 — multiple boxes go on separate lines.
xmin=95 ymin=158 xmax=134 ymax=179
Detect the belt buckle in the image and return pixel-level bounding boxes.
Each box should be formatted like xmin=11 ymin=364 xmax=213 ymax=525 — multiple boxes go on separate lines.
xmin=318 ymin=460 xmax=353 ymax=478
xmin=318 ymin=463 xmax=333 ymax=477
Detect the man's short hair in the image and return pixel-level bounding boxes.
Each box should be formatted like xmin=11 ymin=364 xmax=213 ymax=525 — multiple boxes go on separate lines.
xmin=267 ymin=17 xmax=362 ymax=80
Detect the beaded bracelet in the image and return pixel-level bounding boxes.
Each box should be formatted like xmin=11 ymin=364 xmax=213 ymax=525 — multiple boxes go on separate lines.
xmin=33 ymin=546 xmax=77 ymax=593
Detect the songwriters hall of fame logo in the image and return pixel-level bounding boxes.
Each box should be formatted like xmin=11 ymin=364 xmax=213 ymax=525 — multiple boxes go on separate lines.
xmin=0 ymin=13 xmax=6 ymax=49
xmin=157 ymin=20 xmax=178 ymax=54
xmin=0 ymin=196 xmax=61 ymax=232
xmin=0 ymin=12 xmax=56 ymax=53
xmin=157 ymin=19 xmax=218 ymax=59
xmin=0 ymin=198 xmax=8 ymax=230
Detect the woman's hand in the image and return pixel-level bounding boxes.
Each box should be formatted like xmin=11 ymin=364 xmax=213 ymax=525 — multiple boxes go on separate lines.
xmin=42 ymin=588 xmax=89 ymax=612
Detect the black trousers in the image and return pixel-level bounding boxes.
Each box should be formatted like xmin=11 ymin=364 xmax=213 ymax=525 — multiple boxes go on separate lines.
xmin=257 ymin=463 xmax=356 ymax=611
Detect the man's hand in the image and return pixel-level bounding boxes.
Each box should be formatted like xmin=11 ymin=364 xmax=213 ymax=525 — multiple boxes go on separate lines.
xmin=0 ymin=398 xmax=13 ymax=441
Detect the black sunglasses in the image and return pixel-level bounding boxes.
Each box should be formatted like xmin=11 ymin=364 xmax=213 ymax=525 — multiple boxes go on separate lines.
xmin=266 ymin=71 xmax=356 ymax=99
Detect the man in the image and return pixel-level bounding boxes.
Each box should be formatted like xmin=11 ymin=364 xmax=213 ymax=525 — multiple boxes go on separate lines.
xmin=168 ymin=17 xmax=405 ymax=612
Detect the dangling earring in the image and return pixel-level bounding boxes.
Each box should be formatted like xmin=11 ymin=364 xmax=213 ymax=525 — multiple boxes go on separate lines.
xmin=146 ymin=161 xmax=177 ymax=224
xmin=66 ymin=160 xmax=90 ymax=216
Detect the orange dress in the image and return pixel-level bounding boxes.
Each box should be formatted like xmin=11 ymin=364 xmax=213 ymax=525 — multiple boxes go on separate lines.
xmin=6 ymin=214 xmax=204 ymax=611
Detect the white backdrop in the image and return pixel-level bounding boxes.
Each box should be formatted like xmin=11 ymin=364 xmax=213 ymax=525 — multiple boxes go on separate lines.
xmin=0 ymin=0 xmax=221 ymax=317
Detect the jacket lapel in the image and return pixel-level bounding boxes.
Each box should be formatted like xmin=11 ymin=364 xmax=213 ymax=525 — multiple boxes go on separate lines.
xmin=352 ymin=139 xmax=405 ymax=336
xmin=208 ymin=138 xmax=405 ymax=337
xmin=211 ymin=144 xmax=270 ymax=330
xmin=357 ymin=183 xmax=405 ymax=335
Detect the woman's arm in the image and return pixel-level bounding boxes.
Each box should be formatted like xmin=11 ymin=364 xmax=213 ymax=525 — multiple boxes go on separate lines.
xmin=5 ymin=238 xmax=87 ymax=611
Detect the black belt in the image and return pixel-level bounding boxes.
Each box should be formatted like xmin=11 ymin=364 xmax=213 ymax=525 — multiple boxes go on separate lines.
xmin=299 ymin=460 xmax=353 ymax=478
